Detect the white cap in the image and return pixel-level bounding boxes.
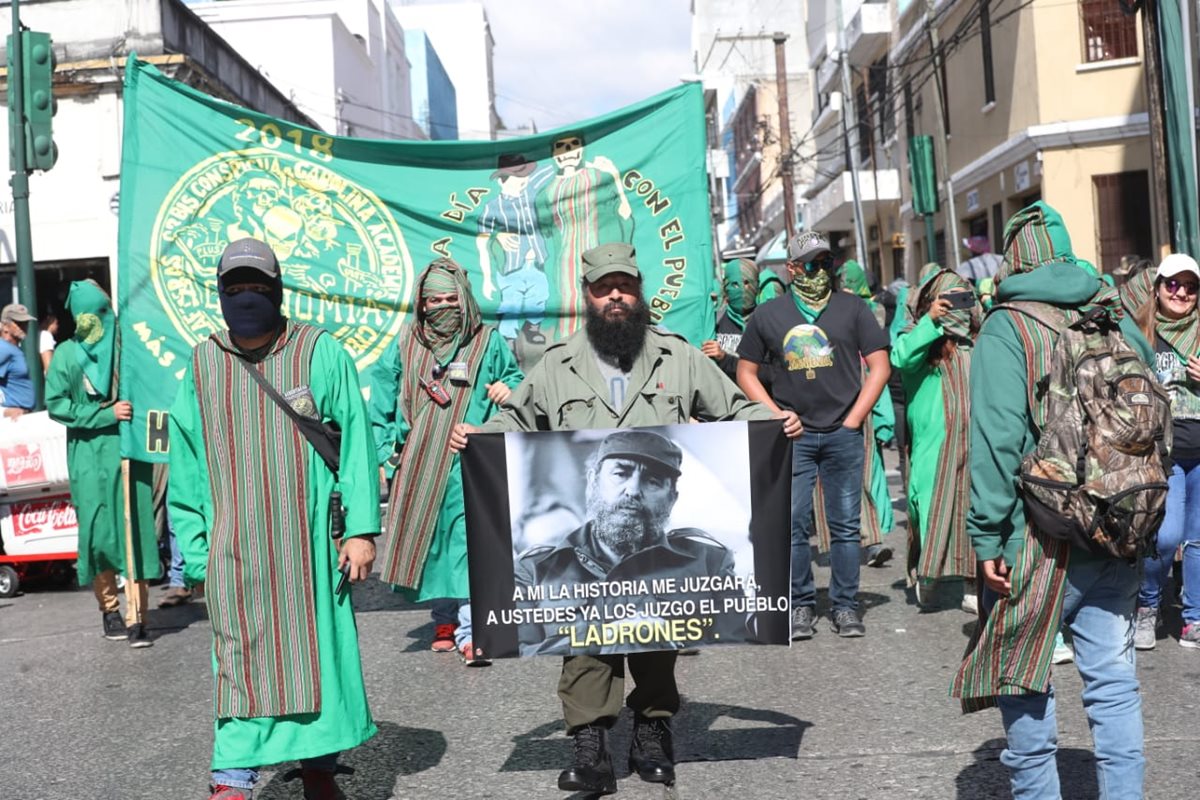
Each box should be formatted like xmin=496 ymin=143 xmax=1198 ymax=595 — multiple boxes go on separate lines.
xmin=1157 ymin=253 xmax=1200 ymax=280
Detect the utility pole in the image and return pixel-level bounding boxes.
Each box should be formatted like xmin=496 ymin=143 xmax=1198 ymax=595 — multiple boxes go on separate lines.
xmin=836 ymin=0 xmax=870 ymax=262
xmin=1140 ymin=0 xmax=1173 ymax=258
xmin=925 ymin=1 xmax=960 ymax=271
xmin=7 ymin=0 xmax=42 ymax=408
xmin=773 ymin=32 xmax=796 ymax=241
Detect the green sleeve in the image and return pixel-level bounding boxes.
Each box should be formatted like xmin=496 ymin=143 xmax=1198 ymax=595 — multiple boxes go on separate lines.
xmin=166 ymin=359 xmax=211 ymax=586
xmin=478 ymin=355 xmax=549 ymax=432
xmin=479 ymin=332 xmax=525 ymax=424
xmin=890 ymin=315 xmax=942 ymax=374
xmin=687 ymin=346 xmax=775 ymax=422
xmin=45 ymin=347 xmax=118 ymax=430
xmin=312 ymin=334 xmax=381 ymax=539
xmin=966 ymin=314 xmax=1031 ymax=563
xmin=871 ymin=383 xmax=894 ymax=442
xmin=366 ymin=337 xmax=403 ymax=472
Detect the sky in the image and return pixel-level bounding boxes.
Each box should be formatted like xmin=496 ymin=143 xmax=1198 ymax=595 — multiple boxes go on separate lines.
xmin=410 ymin=0 xmax=696 ymax=133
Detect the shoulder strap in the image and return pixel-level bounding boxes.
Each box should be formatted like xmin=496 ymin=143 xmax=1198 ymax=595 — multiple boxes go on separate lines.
xmin=988 ymin=300 xmax=1070 ymax=334
xmin=237 ymin=355 xmax=341 ymax=477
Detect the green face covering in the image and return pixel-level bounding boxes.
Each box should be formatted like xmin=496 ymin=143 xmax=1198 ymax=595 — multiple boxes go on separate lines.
xmin=66 ymin=280 xmax=116 ymax=399
xmin=793 ymin=268 xmax=832 ymax=307
xmin=722 ymin=259 xmax=757 ymax=328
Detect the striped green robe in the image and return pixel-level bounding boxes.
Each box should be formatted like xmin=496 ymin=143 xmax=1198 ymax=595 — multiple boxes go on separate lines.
xmin=168 ymin=322 xmax=379 ymax=768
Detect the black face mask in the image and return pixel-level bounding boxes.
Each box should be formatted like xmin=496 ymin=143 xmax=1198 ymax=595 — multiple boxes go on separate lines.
xmin=219 ymin=276 xmax=283 ymax=339
xmin=585 ymin=294 xmax=651 ymax=372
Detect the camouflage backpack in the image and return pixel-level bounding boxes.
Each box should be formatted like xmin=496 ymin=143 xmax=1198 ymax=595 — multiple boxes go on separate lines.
xmin=1000 ymin=301 xmax=1172 ymax=560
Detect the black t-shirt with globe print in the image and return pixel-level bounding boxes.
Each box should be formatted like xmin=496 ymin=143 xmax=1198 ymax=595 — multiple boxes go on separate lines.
xmin=738 ymin=291 xmax=889 ymax=432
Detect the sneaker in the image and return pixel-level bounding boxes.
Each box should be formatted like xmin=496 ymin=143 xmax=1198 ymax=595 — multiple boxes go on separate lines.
xmin=1134 ymin=606 xmax=1158 ymax=651
xmin=128 ymin=622 xmax=154 ymax=649
xmin=102 ymin=611 xmax=128 ymax=641
xmin=961 ymin=589 xmax=979 ymax=615
xmin=299 ymin=766 xmax=345 ymax=800
xmin=430 ymin=623 xmax=457 ymax=653
xmin=866 ymin=544 xmax=893 ymax=568
xmin=628 ymin=716 xmax=675 ymax=784
xmin=1180 ymin=622 xmax=1200 ymax=649
xmin=458 ymin=640 xmax=491 ymax=667
xmin=1051 ymin=632 xmax=1074 ymax=664
xmin=831 ymin=608 xmax=865 ymax=637
xmin=790 ymin=606 xmax=816 ymax=640
xmin=558 ymin=724 xmax=616 ymax=794
xmin=208 ymin=786 xmax=251 ymax=800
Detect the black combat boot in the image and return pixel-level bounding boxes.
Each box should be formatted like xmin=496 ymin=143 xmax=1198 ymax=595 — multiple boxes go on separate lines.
xmin=557 ymin=723 xmax=616 ymax=794
xmin=628 ymin=715 xmax=675 ymax=784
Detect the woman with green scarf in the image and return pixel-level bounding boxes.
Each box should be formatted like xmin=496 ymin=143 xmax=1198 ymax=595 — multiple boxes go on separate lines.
xmin=1124 ymin=254 xmax=1200 ymax=651
xmin=890 ymin=268 xmax=980 ymax=606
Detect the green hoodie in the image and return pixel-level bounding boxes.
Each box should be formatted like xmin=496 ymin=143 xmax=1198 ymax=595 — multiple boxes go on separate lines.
xmin=966 ymin=263 xmax=1153 ymax=565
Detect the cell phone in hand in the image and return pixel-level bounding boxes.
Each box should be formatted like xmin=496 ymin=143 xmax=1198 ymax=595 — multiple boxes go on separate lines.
xmin=939 ymin=290 xmax=975 ymax=310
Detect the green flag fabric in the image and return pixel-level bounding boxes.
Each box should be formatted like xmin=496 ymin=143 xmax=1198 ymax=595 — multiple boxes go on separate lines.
xmin=117 ymin=59 xmax=714 ymax=461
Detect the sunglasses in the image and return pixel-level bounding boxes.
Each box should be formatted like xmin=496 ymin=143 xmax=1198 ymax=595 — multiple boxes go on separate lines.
xmin=1163 ymin=278 xmax=1199 ymax=296
xmin=791 ymin=256 xmax=834 ymax=274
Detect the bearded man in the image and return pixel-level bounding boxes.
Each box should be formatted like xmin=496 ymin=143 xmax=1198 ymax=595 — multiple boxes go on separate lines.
xmin=451 ymin=242 xmax=798 ymax=795
xmin=511 ymin=429 xmax=740 ymax=657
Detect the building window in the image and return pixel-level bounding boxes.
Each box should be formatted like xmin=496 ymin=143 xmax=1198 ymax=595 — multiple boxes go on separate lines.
xmin=980 ymin=0 xmax=996 ymax=104
xmin=1094 ymin=171 xmax=1152 ymax=274
xmin=856 ymin=85 xmax=871 ymax=163
xmin=903 ymin=82 xmax=915 ymax=140
xmin=870 ymin=57 xmax=892 ymax=142
xmin=991 ymin=202 xmax=1005 ymax=254
xmin=1080 ymin=0 xmax=1138 ymax=63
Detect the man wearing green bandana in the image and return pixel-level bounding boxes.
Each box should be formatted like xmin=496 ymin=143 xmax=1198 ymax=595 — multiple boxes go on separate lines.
xmin=737 ymin=232 xmax=891 ymax=640
xmin=370 ymin=258 xmax=523 ymax=664
xmin=951 ymin=202 xmax=1151 ymax=798
xmin=46 ymin=280 xmax=161 ymax=647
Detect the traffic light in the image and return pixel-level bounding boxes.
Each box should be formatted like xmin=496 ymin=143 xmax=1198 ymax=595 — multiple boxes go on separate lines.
xmin=21 ymin=31 xmax=57 ymax=172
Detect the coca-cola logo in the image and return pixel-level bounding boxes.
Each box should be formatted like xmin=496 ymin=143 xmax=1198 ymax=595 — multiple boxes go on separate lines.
xmin=12 ymin=498 xmax=76 ymax=538
xmin=2 ymin=443 xmax=46 ymax=484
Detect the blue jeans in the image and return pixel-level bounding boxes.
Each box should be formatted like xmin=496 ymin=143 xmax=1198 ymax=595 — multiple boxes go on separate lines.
xmin=212 ymin=752 xmax=339 ymax=789
xmin=455 ymin=601 xmax=473 ymax=648
xmin=790 ymin=426 xmax=865 ymax=612
xmin=1138 ymin=457 xmax=1200 ymax=622
xmin=166 ymin=529 xmax=185 ymax=589
xmin=992 ymin=556 xmax=1143 ymax=799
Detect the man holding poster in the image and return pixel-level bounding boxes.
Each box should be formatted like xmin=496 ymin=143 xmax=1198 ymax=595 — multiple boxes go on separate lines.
xmin=451 ymin=242 xmax=799 ymax=795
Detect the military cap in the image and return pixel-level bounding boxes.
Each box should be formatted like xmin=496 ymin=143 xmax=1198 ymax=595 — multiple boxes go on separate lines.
xmin=581 ymin=242 xmax=641 ymax=283
xmin=595 ymin=429 xmax=682 ymax=478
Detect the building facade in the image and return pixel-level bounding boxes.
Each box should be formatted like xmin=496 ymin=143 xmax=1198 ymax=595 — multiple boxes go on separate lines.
xmin=691 ymin=0 xmax=812 ymax=261
xmin=189 ymin=0 xmax=425 ymax=140
xmin=405 ymin=28 xmax=458 ymax=139
xmin=895 ymin=0 xmax=1163 ymax=278
xmin=390 ymin=0 xmax=499 ymax=140
xmin=0 ymin=0 xmax=314 ymax=311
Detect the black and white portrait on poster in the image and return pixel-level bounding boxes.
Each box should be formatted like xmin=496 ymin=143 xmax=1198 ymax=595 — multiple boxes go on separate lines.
xmin=461 ymin=420 xmax=793 ymax=659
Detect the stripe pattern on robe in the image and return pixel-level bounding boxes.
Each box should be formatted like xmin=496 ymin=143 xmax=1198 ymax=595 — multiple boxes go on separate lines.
xmin=193 ymin=323 xmax=324 ymax=719
xmin=951 ymin=305 xmax=1072 ymax=712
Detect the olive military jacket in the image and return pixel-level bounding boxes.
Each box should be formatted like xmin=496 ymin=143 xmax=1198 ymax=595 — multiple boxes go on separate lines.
xmin=477 ymin=325 xmax=773 ymax=431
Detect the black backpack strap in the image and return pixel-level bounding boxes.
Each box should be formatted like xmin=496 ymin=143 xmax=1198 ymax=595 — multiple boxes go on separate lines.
xmin=237 ymin=357 xmax=341 ymax=477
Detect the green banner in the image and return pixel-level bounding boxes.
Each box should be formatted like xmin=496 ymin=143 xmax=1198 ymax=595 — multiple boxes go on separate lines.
xmin=117 ymin=59 xmax=713 ymax=461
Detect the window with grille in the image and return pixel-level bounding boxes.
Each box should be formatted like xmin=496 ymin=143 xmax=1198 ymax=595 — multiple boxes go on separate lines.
xmin=1094 ymin=171 xmax=1151 ymax=274
xmin=1080 ymin=0 xmax=1138 ymax=63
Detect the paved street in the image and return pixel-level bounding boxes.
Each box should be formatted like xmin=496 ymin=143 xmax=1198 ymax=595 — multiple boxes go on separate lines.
xmin=5 ymin=467 xmax=1200 ymax=800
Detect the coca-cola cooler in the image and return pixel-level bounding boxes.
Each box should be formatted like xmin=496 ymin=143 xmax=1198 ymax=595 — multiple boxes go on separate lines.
xmin=0 ymin=411 xmax=76 ymax=597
